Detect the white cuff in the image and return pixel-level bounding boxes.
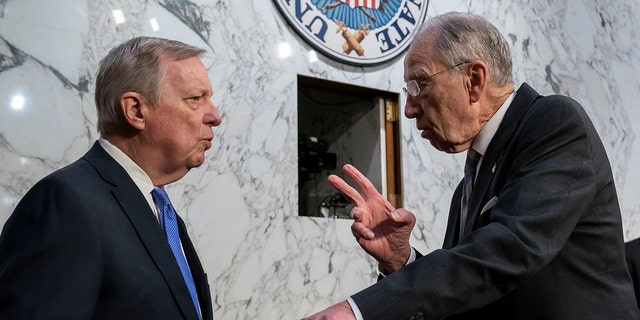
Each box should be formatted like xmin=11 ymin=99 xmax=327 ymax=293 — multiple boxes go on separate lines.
xmin=346 ymin=297 xmax=364 ymax=320
xmin=379 ymin=247 xmax=417 ymax=278
xmin=406 ymin=247 xmax=417 ymax=264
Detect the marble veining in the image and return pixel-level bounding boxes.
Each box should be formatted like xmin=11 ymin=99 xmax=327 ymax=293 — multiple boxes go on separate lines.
xmin=1 ymin=0 xmax=639 ymax=319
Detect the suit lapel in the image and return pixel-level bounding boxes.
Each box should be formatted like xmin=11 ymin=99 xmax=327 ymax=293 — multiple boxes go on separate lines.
xmin=464 ymin=83 xmax=541 ymax=235
xmin=83 ymin=142 xmax=200 ymax=320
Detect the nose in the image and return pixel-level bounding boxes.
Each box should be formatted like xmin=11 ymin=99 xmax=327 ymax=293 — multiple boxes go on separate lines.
xmin=404 ymin=96 xmax=420 ymax=119
xmin=206 ymin=100 xmax=222 ymax=127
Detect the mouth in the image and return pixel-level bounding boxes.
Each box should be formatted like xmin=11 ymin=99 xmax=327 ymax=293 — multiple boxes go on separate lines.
xmin=203 ymin=137 xmax=213 ymax=150
xmin=417 ymin=127 xmax=432 ymax=139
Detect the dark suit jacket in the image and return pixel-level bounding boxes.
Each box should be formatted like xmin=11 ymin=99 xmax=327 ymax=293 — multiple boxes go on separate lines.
xmin=352 ymin=83 xmax=638 ymax=319
xmin=625 ymin=238 xmax=640 ymax=308
xmin=0 ymin=142 xmax=213 ymax=320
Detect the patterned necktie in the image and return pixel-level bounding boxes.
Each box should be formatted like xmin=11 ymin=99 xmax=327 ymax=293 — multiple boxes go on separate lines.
xmin=460 ymin=148 xmax=481 ymax=237
xmin=151 ymin=187 xmax=202 ymax=320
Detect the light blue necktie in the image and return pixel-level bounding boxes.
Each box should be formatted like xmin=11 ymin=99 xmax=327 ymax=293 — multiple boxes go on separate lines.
xmin=151 ymin=187 xmax=202 ymax=320
xmin=460 ymin=148 xmax=481 ymax=237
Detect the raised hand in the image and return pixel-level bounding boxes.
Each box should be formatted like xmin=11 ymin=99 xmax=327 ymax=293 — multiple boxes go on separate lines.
xmin=328 ymin=164 xmax=416 ymax=274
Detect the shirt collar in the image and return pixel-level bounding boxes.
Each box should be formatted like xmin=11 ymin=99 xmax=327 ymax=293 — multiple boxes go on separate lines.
xmin=471 ymin=91 xmax=516 ymax=156
xmin=98 ymin=137 xmax=158 ymax=218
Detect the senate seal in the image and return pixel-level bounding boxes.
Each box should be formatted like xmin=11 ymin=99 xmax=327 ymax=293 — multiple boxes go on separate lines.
xmin=273 ymin=0 xmax=430 ymax=67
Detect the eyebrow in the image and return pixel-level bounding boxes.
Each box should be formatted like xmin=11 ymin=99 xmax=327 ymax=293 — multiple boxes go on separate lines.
xmin=406 ymin=69 xmax=430 ymax=81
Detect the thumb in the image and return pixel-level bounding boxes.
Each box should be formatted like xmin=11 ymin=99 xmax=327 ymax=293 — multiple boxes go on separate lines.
xmin=389 ymin=208 xmax=416 ymax=225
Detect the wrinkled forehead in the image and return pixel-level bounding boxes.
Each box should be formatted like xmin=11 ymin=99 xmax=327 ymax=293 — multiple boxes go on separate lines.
xmin=403 ymin=41 xmax=441 ymax=80
xmin=159 ymin=56 xmax=212 ymax=94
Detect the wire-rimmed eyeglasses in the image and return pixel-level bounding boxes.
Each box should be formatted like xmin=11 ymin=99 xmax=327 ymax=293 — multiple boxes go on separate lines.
xmin=402 ymin=60 xmax=470 ymax=97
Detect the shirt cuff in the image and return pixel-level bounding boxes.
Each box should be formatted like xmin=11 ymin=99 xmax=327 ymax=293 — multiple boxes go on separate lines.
xmin=379 ymin=247 xmax=417 ymax=278
xmin=406 ymin=247 xmax=417 ymax=264
xmin=347 ymin=297 xmax=364 ymax=320
xmin=350 ymin=248 xmax=417 ymax=319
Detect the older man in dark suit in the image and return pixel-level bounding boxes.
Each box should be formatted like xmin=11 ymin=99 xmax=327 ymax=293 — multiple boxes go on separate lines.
xmin=0 ymin=36 xmax=221 ymax=319
xmin=304 ymin=12 xmax=638 ymax=320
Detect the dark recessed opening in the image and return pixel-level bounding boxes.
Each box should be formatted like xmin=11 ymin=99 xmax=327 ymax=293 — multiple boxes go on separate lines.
xmin=297 ymin=75 xmax=402 ymax=218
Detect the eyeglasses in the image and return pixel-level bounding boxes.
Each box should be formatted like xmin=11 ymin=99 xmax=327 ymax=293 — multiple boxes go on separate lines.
xmin=402 ymin=60 xmax=470 ymax=97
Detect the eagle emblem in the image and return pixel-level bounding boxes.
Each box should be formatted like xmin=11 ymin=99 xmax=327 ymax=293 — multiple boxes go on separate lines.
xmin=274 ymin=0 xmax=429 ymax=66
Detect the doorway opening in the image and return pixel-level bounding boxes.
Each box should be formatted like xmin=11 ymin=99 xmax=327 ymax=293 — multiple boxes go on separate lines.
xmin=297 ymin=75 xmax=402 ymax=219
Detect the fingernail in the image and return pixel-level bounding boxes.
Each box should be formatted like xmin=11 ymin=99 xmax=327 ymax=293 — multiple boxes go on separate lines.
xmin=392 ymin=211 xmax=400 ymax=221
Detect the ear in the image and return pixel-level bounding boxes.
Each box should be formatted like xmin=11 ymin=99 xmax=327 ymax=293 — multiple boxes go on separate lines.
xmin=467 ymin=60 xmax=488 ymax=104
xmin=120 ymin=92 xmax=147 ymax=131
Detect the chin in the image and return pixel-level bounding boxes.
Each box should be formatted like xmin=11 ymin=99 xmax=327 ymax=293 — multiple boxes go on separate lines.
xmin=187 ymin=156 xmax=206 ymax=169
xmin=428 ymin=140 xmax=457 ymax=153
xmin=192 ymin=159 xmax=205 ymax=168
xmin=429 ymin=141 xmax=445 ymax=152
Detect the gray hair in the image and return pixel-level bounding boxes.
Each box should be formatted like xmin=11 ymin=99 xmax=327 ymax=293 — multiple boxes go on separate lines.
xmin=94 ymin=36 xmax=206 ymax=135
xmin=415 ymin=12 xmax=513 ymax=87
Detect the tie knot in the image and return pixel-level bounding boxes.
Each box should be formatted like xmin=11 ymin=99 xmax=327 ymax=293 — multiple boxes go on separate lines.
xmin=464 ymin=148 xmax=481 ymax=175
xmin=151 ymin=187 xmax=171 ymax=208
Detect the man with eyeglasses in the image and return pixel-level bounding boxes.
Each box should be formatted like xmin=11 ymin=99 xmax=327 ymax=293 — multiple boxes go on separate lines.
xmin=303 ymin=11 xmax=638 ymax=320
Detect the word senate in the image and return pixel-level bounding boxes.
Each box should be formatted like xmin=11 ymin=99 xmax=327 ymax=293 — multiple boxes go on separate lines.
xmin=274 ymin=0 xmax=428 ymax=66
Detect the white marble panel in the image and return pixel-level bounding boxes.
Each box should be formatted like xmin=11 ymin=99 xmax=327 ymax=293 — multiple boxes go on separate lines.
xmin=1 ymin=0 xmax=639 ymax=319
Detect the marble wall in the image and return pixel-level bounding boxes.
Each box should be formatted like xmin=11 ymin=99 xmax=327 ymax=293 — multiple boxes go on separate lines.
xmin=1 ymin=0 xmax=639 ymax=319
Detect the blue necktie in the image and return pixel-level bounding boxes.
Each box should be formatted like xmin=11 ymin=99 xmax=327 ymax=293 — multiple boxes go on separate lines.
xmin=460 ymin=148 xmax=481 ymax=237
xmin=151 ymin=187 xmax=202 ymax=320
